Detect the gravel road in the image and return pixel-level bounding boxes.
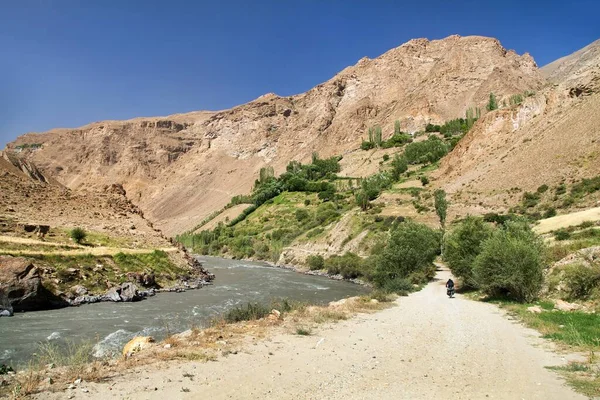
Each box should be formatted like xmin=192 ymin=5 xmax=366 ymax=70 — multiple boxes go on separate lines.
xmin=42 ymin=268 xmax=585 ymax=399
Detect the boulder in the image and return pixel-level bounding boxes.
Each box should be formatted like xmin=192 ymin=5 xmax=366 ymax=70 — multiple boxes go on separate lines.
xmin=122 ymin=336 xmax=155 ymax=357
xmin=102 ymin=282 xmax=141 ymax=302
xmin=554 ymin=299 xmax=582 ymax=312
xmin=71 ymin=285 xmax=88 ymax=296
xmin=0 ymin=308 xmax=13 ymax=317
xmin=527 ymin=305 xmax=543 ymax=314
xmin=0 ymin=255 xmax=69 ymax=312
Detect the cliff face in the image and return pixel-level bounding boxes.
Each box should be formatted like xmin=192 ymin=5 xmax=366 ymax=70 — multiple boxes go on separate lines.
xmin=7 ymin=35 xmax=544 ymax=235
xmin=436 ymin=39 xmax=600 ymax=202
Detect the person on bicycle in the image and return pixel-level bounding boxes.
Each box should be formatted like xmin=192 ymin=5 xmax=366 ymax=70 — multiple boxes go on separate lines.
xmin=446 ymin=279 xmax=454 ymax=289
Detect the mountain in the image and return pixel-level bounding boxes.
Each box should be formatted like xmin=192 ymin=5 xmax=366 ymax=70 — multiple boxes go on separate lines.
xmin=436 ymin=38 xmax=600 ymax=212
xmin=6 ymin=35 xmax=544 ymax=235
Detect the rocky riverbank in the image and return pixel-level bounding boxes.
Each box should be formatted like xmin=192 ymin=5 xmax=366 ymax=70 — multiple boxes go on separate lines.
xmin=0 ymin=254 xmax=214 ymax=317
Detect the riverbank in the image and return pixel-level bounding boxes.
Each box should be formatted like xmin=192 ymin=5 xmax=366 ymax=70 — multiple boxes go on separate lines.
xmin=11 ymin=268 xmax=585 ymax=400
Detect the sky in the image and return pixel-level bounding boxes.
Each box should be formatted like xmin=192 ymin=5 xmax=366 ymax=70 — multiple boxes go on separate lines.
xmin=1 ymin=0 xmax=599 ymax=148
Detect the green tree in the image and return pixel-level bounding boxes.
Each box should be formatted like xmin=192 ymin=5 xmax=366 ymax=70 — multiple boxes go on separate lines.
xmin=473 ymin=221 xmax=544 ymax=302
xmin=374 ymin=126 xmax=383 ymax=147
xmin=434 ymin=189 xmax=448 ymax=229
xmin=390 ymin=154 xmax=408 ymax=181
xmin=443 ymin=216 xmax=493 ymax=287
xmin=394 ymin=120 xmax=401 ymax=135
xmin=373 ymin=222 xmax=441 ymax=289
xmin=355 ymin=190 xmax=370 ymax=211
xmin=486 ymin=92 xmax=498 ymax=111
xmin=70 ymin=227 xmax=87 ymax=244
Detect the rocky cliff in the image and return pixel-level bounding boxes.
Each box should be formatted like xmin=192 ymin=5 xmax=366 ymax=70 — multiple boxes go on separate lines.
xmin=7 ymin=35 xmax=544 ymax=235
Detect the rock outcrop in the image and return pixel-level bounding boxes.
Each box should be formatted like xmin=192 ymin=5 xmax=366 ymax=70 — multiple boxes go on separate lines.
xmin=0 ymin=256 xmax=69 ymax=313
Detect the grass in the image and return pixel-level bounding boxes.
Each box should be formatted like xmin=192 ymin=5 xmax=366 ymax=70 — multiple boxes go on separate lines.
xmin=295 ymin=327 xmax=312 ymax=336
xmin=482 ymin=296 xmax=600 ymax=397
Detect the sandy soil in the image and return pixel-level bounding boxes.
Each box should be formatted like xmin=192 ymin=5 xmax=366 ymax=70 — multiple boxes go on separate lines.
xmin=534 ymin=207 xmax=600 ymax=234
xmin=39 ymin=269 xmax=585 ymax=400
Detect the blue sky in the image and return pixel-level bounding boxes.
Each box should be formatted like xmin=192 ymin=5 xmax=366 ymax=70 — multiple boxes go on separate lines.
xmin=1 ymin=0 xmax=598 ymax=148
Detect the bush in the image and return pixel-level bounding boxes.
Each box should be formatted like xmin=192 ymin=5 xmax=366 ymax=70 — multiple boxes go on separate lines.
xmin=473 ymin=221 xmax=544 ymax=302
xmin=390 ymin=154 xmax=408 ymax=181
xmin=543 ymin=208 xmax=557 ymax=219
xmin=324 ymin=252 xmax=364 ymax=279
xmin=70 ymin=227 xmax=86 ymax=244
xmin=404 ymin=136 xmax=448 ymax=164
xmin=382 ymin=154 xmax=390 ymax=162
xmin=295 ymin=209 xmax=310 ymax=222
xmin=304 ymin=199 xmax=311 ymax=206
xmin=536 ymin=184 xmax=549 ymax=194
xmin=444 ymin=217 xmax=493 ymax=287
xmin=562 ymin=263 xmax=600 ymax=300
xmin=306 ymin=254 xmax=325 ymax=270
xmin=224 ymin=302 xmax=270 ymax=323
xmin=361 ymin=141 xmax=375 ymax=150
xmin=554 ymin=229 xmax=571 ymax=241
xmin=373 ymin=221 xmax=440 ymax=288
xmin=380 ymin=277 xmax=413 ymax=295
xmin=420 ymin=176 xmax=429 ymax=186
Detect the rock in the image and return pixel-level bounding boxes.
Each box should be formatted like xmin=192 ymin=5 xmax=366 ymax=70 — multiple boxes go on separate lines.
xmin=71 ymin=285 xmax=88 ymax=296
xmin=527 ymin=305 xmax=543 ymax=314
xmin=164 ymin=344 xmax=172 ymax=349
xmin=0 ymin=309 xmax=13 ymax=317
xmin=67 ymin=384 xmax=76 ymax=389
xmin=370 ymin=299 xmax=379 ymax=304
xmin=102 ymin=282 xmax=141 ymax=302
xmin=46 ymin=363 xmax=56 ymax=369
xmin=554 ymin=300 xmax=582 ymax=312
xmin=175 ymin=329 xmax=194 ymax=339
xmin=81 ymin=388 xmax=89 ymax=393
xmin=45 ymin=377 xmax=54 ymax=385
xmin=74 ymin=378 xmax=82 ymax=384
xmin=119 ymin=282 xmax=140 ymax=302
xmin=102 ymin=287 xmax=122 ymax=302
xmin=122 ymin=336 xmax=155 ymax=357
xmin=0 ymin=255 xmax=69 ymax=312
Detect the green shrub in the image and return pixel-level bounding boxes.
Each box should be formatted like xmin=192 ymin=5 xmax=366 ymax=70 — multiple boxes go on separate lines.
xmin=521 ymin=192 xmax=540 ymax=208
xmin=473 ymin=221 xmax=544 ymax=302
xmin=554 ymin=229 xmax=571 ymax=241
xmin=382 ymin=154 xmax=390 ymax=162
xmin=373 ymin=221 xmax=440 ymax=288
xmin=304 ymin=199 xmax=311 ymax=206
xmin=390 ymin=155 xmax=408 ymax=181
xmin=536 ymin=184 xmax=549 ymax=194
xmin=306 ymin=254 xmax=325 ymax=270
xmin=404 ymin=136 xmax=448 ymax=164
xmin=562 ymin=263 xmax=600 ymax=300
xmin=324 ymin=252 xmax=364 ymax=279
xmin=224 ymin=302 xmax=270 ymax=323
xmin=295 ymin=209 xmax=310 ymax=222
xmin=444 ymin=216 xmax=493 ymax=287
xmin=306 ymin=227 xmax=324 ymax=238
xmin=543 ymin=208 xmax=557 ymax=218
xmin=70 ymin=227 xmax=86 ymax=244
xmin=420 ymin=176 xmax=429 ymax=186
xmin=380 ymin=277 xmax=413 ymax=295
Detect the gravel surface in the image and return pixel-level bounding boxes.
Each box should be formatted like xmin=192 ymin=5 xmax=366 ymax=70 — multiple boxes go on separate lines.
xmin=40 ymin=269 xmax=585 ymax=399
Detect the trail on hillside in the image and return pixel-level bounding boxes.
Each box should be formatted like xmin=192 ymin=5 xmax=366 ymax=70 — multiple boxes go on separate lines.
xmin=38 ymin=268 xmax=585 ymax=400
xmin=534 ymin=206 xmax=600 ymax=234
xmin=0 ymin=235 xmax=177 ymax=256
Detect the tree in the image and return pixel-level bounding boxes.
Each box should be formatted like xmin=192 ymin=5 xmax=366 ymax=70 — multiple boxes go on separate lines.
xmin=443 ymin=216 xmax=493 ymax=287
xmin=394 ymin=120 xmax=401 ymax=135
xmin=374 ymin=126 xmax=383 ymax=147
xmin=390 ymin=154 xmax=408 ymax=181
xmin=473 ymin=221 xmax=544 ymax=302
xmin=434 ymin=189 xmax=448 ymax=229
xmin=373 ymin=222 xmax=441 ymax=289
xmin=486 ymin=92 xmax=498 ymax=111
xmin=70 ymin=227 xmax=86 ymax=244
xmin=355 ymin=190 xmax=370 ymax=211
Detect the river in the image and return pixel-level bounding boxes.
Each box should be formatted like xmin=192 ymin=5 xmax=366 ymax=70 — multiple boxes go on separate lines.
xmin=0 ymin=256 xmax=368 ymax=366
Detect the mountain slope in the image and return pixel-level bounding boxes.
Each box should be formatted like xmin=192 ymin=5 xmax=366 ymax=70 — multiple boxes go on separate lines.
xmin=7 ymin=35 xmax=543 ymax=235
xmin=436 ymin=38 xmax=600 ymax=210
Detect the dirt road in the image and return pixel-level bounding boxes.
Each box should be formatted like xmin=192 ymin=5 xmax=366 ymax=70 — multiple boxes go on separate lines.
xmin=44 ymin=269 xmax=585 ymax=399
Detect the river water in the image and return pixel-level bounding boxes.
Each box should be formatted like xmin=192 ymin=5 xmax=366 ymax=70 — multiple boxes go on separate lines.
xmin=0 ymin=256 xmax=368 ymax=366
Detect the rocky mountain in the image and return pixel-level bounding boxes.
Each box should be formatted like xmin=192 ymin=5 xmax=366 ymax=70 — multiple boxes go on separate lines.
xmin=6 ymin=35 xmax=544 ymax=235
xmin=436 ymin=38 xmax=600 ymax=209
